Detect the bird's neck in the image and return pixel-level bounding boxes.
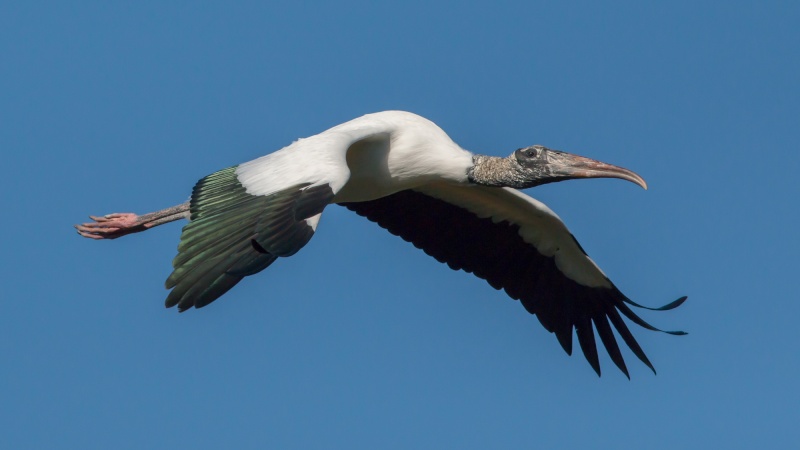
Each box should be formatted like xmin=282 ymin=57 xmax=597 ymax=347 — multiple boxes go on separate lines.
xmin=468 ymin=155 xmax=530 ymax=188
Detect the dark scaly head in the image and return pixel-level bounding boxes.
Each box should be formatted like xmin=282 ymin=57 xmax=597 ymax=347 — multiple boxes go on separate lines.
xmin=468 ymin=145 xmax=647 ymax=190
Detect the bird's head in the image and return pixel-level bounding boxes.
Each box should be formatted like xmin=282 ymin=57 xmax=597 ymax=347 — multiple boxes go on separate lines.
xmin=512 ymin=145 xmax=647 ymax=189
xmin=468 ymin=145 xmax=647 ymax=190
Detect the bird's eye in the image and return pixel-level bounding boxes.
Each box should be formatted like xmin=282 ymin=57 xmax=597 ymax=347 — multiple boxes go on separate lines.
xmin=515 ymin=146 xmax=544 ymax=164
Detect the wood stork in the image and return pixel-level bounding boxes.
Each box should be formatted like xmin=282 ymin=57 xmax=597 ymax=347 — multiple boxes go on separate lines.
xmin=76 ymin=111 xmax=686 ymax=377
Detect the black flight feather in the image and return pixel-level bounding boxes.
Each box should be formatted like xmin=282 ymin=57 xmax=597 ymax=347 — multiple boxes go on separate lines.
xmin=341 ymin=188 xmax=684 ymax=377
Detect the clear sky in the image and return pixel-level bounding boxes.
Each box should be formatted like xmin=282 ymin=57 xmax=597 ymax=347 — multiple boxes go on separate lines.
xmin=2 ymin=1 xmax=798 ymax=448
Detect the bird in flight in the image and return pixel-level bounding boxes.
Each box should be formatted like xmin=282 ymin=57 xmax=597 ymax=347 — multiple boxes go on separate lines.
xmin=76 ymin=111 xmax=686 ymax=377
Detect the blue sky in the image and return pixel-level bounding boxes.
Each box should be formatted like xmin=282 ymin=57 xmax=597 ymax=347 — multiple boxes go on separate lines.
xmin=2 ymin=1 xmax=798 ymax=448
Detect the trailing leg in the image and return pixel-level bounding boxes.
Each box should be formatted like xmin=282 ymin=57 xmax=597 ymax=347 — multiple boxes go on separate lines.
xmin=76 ymin=202 xmax=190 ymax=240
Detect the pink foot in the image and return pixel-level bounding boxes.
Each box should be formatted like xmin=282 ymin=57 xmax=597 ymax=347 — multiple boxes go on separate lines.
xmin=75 ymin=213 xmax=145 ymax=240
xmin=76 ymin=202 xmax=190 ymax=240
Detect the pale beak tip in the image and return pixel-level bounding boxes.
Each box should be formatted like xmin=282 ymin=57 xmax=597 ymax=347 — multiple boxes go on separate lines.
xmin=626 ymin=172 xmax=648 ymax=191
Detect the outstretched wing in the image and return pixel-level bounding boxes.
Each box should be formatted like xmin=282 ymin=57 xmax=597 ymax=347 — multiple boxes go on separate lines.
xmin=164 ymin=116 xmax=399 ymax=311
xmin=341 ymin=184 xmax=685 ymax=377
xmin=165 ymin=167 xmax=334 ymax=311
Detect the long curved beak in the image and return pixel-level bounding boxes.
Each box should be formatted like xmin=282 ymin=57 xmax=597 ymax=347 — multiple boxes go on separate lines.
xmin=548 ymin=150 xmax=648 ymax=190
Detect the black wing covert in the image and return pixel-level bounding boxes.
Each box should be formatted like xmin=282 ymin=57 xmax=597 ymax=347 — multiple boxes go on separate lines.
xmin=165 ymin=167 xmax=334 ymax=311
xmin=341 ymin=188 xmax=685 ymax=378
